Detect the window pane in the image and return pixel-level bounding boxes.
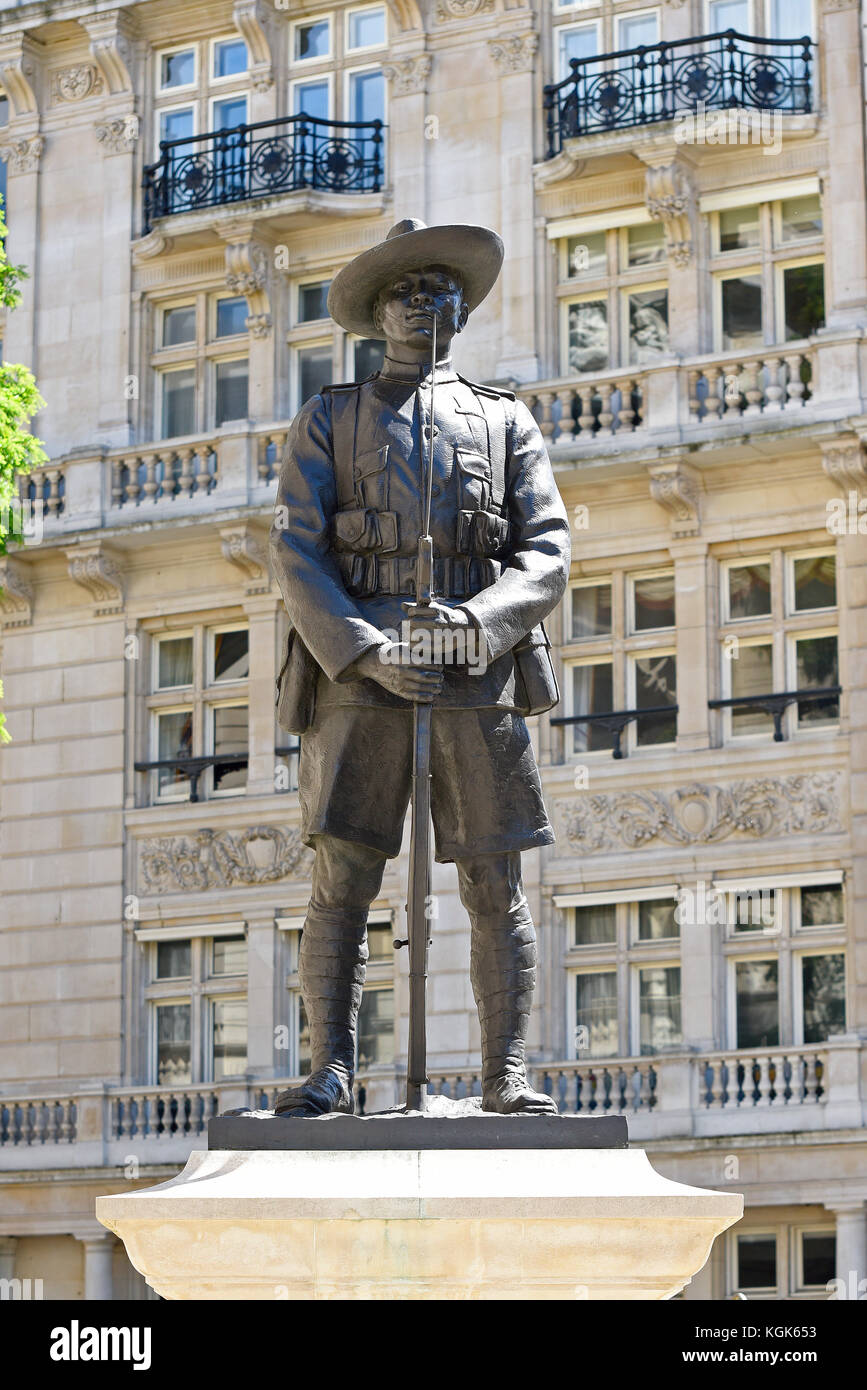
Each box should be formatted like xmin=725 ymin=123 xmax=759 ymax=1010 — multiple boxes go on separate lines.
xmin=299 ymin=344 xmax=334 ymax=402
xmin=781 ymin=194 xmax=822 ymax=243
xmin=574 ymin=903 xmax=616 ymax=946
xmin=719 ymin=206 xmax=760 ymax=252
xmin=733 ymin=887 xmax=776 ymax=933
xmin=349 ymin=69 xmax=384 ymax=125
xmin=357 ymin=988 xmax=394 ymax=1067
xmin=770 ymin=0 xmax=813 ymax=40
xmin=156 ymin=709 xmax=193 ymax=796
xmin=213 ymin=998 xmax=247 ymax=1079
xmin=214 ymin=38 xmax=248 ymax=79
xmin=571 ymin=662 xmax=615 ymax=753
xmin=800 ymin=885 xmax=843 ymax=928
xmin=571 ymin=583 xmax=612 ymax=639
xmin=632 ymin=573 xmax=674 ymax=630
xmin=626 ymin=223 xmax=665 ymax=268
xmin=160 ymin=107 xmax=194 ymax=144
xmin=793 ymin=554 xmax=835 ymax=611
xmin=559 ymin=23 xmax=598 ymax=78
xmin=618 ymin=13 xmax=659 ymax=49
xmin=735 ymin=960 xmax=779 ymax=1049
xmin=721 ymin=275 xmax=763 ymax=350
xmin=161 ymin=50 xmax=195 ymax=88
xmin=157 ymin=1003 xmax=191 ymax=1085
xmin=212 ymin=705 xmax=248 ymax=792
xmin=567 ymin=299 xmax=609 ymax=373
xmin=634 ymin=655 xmax=677 ymax=746
xmin=575 ymin=972 xmax=617 ymax=1058
xmin=293 ymin=80 xmax=330 ymax=120
xmin=567 ymin=232 xmax=606 ymax=278
xmin=212 ymin=95 xmax=247 ymax=130
xmin=730 ymin=643 xmax=774 ymax=736
xmin=215 ymin=359 xmax=249 ymax=425
xmin=157 ymin=636 xmax=193 ymax=688
xmin=737 ymin=1233 xmax=777 ymax=1292
xmin=298 ymin=281 xmax=331 ymax=322
xmin=354 ymin=338 xmax=385 ymax=380
xmin=783 ymin=263 xmax=824 ymax=340
xmin=213 ymin=629 xmax=249 ymax=681
xmin=728 ymin=563 xmax=771 ymax=620
xmin=163 ymin=305 xmax=196 ymax=347
xmin=156 ymin=940 xmax=191 ymax=979
xmin=348 ymin=8 xmax=386 ymax=49
xmin=161 ymin=368 xmax=196 ymax=438
xmin=295 ymin=20 xmax=330 ymax=60
xmin=802 ymin=1233 xmax=835 ymax=1288
xmin=628 ymin=288 xmax=669 ymax=365
xmin=213 ymin=937 xmax=247 ymax=975
xmin=639 ymin=966 xmax=682 ymax=1055
xmin=367 ymin=924 xmax=393 ymax=961
xmin=216 ymin=297 xmax=247 ymax=338
xmin=795 ymin=635 xmax=839 ymax=726
xmin=638 ymin=900 xmax=679 ymax=941
xmin=802 ymin=954 xmax=846 ymax=1043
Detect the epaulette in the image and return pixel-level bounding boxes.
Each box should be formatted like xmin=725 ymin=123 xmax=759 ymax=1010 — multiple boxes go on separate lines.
xmin=456 ymin=372 xmax=516 ymax=402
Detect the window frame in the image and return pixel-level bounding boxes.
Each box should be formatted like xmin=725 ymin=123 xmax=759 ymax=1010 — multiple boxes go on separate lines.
xmin=289 ymin=13 xmax=334 ymax=66
xmin=156 ymin=44 xmax=198 ymax=95
xmin=209 ymin=34 xmax=250 ymax=85
xmin=345 ymin=4 xmax=388 ymax=55
xmin=146 ymin=931 xmax=248 ymax=1086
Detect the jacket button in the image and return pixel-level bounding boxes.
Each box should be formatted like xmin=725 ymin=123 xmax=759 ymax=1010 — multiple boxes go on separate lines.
xmin=431 ymin=485 xmax=441 ymax=497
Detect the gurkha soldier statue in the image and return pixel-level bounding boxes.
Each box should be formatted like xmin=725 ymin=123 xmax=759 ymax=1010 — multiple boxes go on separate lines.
xmin=270 ymin=219 xmax=571 ymax=1119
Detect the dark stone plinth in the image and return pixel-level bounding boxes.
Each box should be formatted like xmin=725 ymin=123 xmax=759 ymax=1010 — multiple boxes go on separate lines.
xmin=209 ymin=1105 xmax=627 ymax=1152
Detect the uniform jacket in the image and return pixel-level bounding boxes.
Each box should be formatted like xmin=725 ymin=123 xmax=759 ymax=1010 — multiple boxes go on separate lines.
xmin=270 ymin=354 xmax=571 ymax=729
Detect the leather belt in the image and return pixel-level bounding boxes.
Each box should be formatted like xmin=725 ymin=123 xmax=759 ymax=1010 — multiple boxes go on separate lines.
xmin=334 ymin=553 xmax=501 ymax=599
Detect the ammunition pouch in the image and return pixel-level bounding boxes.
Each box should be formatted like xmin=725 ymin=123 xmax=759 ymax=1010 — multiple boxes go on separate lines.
xmin=456 ymin=509 xmax=512 ymax=558
xmin=332 ymin=507 xmax=399 ymax=554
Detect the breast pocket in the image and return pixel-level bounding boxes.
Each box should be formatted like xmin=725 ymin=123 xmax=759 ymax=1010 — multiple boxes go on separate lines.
xmin=353 ymin=445 xmax=389 ymax=510
xmin=455 ymin=448 xmax=491 ymax=511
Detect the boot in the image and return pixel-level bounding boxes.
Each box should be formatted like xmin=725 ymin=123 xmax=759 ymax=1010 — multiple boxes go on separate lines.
xmin=471 ymin=904 xmax=557 ymax=1116
xmin=273 ymin=902 xmax=368 ymax=1118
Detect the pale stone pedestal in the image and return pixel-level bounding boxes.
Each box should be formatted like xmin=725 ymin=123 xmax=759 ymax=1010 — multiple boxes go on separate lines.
xmin=96 ymin=1147 xmax=742 ymax=1300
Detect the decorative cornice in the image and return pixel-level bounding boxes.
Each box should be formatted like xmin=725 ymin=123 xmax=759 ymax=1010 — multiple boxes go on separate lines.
xmin=233 ymin=0 xmax=274 ymax=91
xmin=66 ymin=544 xmax=123 ymax=615
xmin=95 ymin=114 xmax=139 ymax=155
xmin=140 ymin=826 xmax=313 ymax=893
xmin=488 ymin=31 xmax=538 ymax=75
xmin=533 ymin=147 xmax=587 ymax=191
xmin=0 ymin=134 xmax=44 ymax=173
xmin=220 ymin=524 xmax=270 ymax=592
xmin=553 ymin=774 xmax=843 ymax=856
xmin=382 ymin=54 xmax=432 ymax=95
xmin=0 ymin=557 xmax=33 ymax=628
xmin=49 ymin=64 xmax=103 ymax=105
xmin=81 ymin=9 xmax=136 ymax=96
xmin=645 ymin=161 xmax=696 ymax=268
xmin=131 ymin=228 xmax=174 ymax=263
xmin=0 ymin=32 xmax=41 ymax=117
xmin=648 ymin=461 xmax=702 ymax=536
xmin=822 ymin=438 xmax=867 ymax=494
xmin=435 ymin=0 xmax=494 ymax=19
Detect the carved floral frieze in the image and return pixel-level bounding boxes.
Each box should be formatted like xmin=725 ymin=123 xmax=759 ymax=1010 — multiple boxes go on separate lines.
xmin=140 ymin=826 xmax=313 ymax=893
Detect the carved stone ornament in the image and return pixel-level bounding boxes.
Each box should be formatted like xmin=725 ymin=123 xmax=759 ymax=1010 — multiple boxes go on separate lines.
xmin=488 ymin=32 xmax=539 ymax=75
xmin=220 ymin=524 xmax=270 ymax=591
xmin=553 ymin=774 xmax=843 ymax=856
xmin=0 ymin=557 xmax=34 ymax=628
xmin=51 ymin=64 xmax=104 ymax=103
xmin=645 ymin=162 xmax=696 ymax=268
xmin=822 ymin=439 xmax=867 ymax=494
xmin=435 ymin=0 xmax=494 ymax=21
xmin=141 ymin=826 xmax=313 ymax=893
xmin=82 ymin=10 xmax=135 ymax=95
xmin=223 ymin=236 xmax=271 ymax=324
xmin=66 ymin=544 xmax=123 ymax=614
xmin=233 ymin=0 xmax=275 ymax=92
xmin=95 ymin=114 xmax=139 ymax=155
xmin=0 ymin=135 xmax=44 ymax=174
xmin=648 ymin=462 xmax=701 ymax=535
xmin=0 ymin=32 xmax=40 ymax=116
xmin=382 ymin=55 xmax=432 ymax=96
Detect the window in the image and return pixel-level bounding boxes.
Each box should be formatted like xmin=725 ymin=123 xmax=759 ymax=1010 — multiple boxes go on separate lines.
xmin=711 ymin=194 xmax=824 ymax=349
xmin=297 ymin=343 xmax=334 ymax=404
xmin=563 ymin=569 xmax=677 ymax=756
xmin=154 ymin=36 xmax=248 ymax=194
xmin=736 ymin=1232 xmax=776 ymax=1294
xmin=298 ymin=281 xmax=331 ymax=323
xmin=292 ymin=17 xmax=332 ymax=62
xmin=730 ymin=1218 xmax=836 ymax=1299
xmin=558 ymin=219 xmax=670 ymax=373
xmin=213 ymin=38 xmax=248 ymax=80
xmin=145 ymin=932 xmax=248 ymax=1085
xmin=146 ymin=622 xmax=249 ymax=802
xmin=638 ymin=966 xmax=682 ymax=1055
xmin=798 ymin=1230 xmax=835 ymax=1291
xmin=353 ymin=337 xmax=385 ymax=380
xmin=289 ymin=6 xmax=387 ymax=131
xmin=347 ymin=6 xmax=387 ymax=51
xmin=735 ymin=958 xmax=779 ymax=1048
xmin=718 ymin=549 xmax=838 ymax=740
xmin=800 ymin=953 xmax=846 ymax=1043
xmin=151 ymin=291 xmax=250 ymax=438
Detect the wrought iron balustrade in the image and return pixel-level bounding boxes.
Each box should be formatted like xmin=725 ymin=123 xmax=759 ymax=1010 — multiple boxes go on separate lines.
xmin=708 ymin=686 xmax=841 ymax=741
xmin=134 ymin=753 xmax=248 ymax=803
xmin=143 ymin=113 xmax=385 ymax=230
xmin=543 ymin=29 xmax=813 ymax=154
xmin=551 ymin=704 xmax=679 ymax=759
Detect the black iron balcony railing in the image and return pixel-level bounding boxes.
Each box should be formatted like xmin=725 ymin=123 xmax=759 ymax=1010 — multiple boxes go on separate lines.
xmin=134 ymin=754 xmax=248 ymax=803
xmin=543 ymin=29 xmax=813 ymax=155
xmin=142 ymin=113 xmax=386 ymax=230
xmin=551 ymin=704 xmax=679 ymax=760
xmin=708 ymin=687 xmax=841 ymax=741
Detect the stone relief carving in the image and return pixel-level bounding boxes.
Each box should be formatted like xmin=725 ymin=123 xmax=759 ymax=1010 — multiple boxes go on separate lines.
xmin=141 ymin=826 xmax=313 ymax=892
xmin=221 ymin=525 xmax=270 ymax=591
xmin=645 ymin=162 xmax=696 ymax=268
xmin=648 ymin=462 xmax=702 ymax=536
xmin=553 ymin=775 xmax=843 ymax=855
xmin=95 ymin=115 xmax=139 ymax=154
xmin=51 ymin=65 xmax=104 ymax=103
xmin=822 ymin=439 xmax=867 ymax=495
xmin=382 ymin=55 xmax=432 ymax=95
xmin=435 ymin=0 xmax=494 ymax=20
xmin=488 ymin=32 xmax=539 ymax=74
xmin=0 ymin=557 xmax=34 ymax=628
xmin=66 ymin=544 xmax=123 ymax=614
xmin=0 ymin=135 xmax=44 ymax=174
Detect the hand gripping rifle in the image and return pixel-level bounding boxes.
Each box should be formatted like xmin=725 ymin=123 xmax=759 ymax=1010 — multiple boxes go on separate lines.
xmin=401 ymin=311 xmax=446 ymax=1113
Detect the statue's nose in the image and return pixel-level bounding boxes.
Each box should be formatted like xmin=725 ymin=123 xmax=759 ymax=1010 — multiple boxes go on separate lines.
xmin=410 ymin=289 xmax=433 ymax=306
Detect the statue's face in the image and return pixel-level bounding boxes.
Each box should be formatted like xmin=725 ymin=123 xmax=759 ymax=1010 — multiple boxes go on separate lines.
xmin=373 ymin=266 xmax=468 ymax=350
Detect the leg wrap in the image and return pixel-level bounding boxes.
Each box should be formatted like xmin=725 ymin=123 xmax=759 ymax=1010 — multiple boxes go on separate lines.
xmin=299 ymin=900 xmax=369 ymax=1081
xmin=469 ymin=902 xmax=537 ymax=1090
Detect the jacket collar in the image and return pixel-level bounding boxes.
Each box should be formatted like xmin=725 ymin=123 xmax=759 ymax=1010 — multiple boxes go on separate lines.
xmin=378 ymin=352 xmax=459 ymax=385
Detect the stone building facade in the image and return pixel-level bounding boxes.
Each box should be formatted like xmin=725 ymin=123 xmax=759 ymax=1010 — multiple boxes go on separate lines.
xmin=0 ymin=0 xmax=865 ymax=1300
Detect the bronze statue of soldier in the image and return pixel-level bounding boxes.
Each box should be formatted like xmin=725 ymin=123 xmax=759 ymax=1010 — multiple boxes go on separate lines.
xmin=270 ymin=219 xmax=571 ymax=1118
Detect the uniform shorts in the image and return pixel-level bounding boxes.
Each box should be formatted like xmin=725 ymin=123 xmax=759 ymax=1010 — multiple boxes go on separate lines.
xmin=298 ymin=703 xmax=555 ymax=863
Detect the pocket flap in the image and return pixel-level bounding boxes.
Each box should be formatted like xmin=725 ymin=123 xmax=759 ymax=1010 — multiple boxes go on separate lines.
xmin=455 ymin=449 xmax=490 ymax=479
xmin=333 ymin=508 xmax=369 ymax=546
xmin=354 ymin=445 xmax=388 ymax=480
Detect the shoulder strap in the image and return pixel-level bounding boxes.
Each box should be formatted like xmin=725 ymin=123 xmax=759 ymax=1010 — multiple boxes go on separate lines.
xmin=325 ymin=385 xmax=360 ymax=510
xmin=472 ymin=387 xmax=509 ymax=514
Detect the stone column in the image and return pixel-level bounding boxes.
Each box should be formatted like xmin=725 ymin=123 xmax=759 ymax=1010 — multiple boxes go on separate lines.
xmin=820 ymin=0 xmax=867 ymax=328
xmin=640 ymin=157 xmax=702 ymax=358
xmin=78 ymin=1232 xmax=115 ymax=1301
xmin=0 ymin=31 xmax=43 ymax=371
xmin=246 ymin=907 xmax=278 ymax=1079
xmin=825 ymin=1200 xmax=867 ymax=1297
xmin=241 ymin=588 xmax=280 ymax=797
xmin=669 ymin=535 xmax=711 ymax=752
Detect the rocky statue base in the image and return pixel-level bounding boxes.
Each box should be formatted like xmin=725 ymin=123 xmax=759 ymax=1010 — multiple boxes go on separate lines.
xmin=96 ymin=1099 xmax=742 ymax=1300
